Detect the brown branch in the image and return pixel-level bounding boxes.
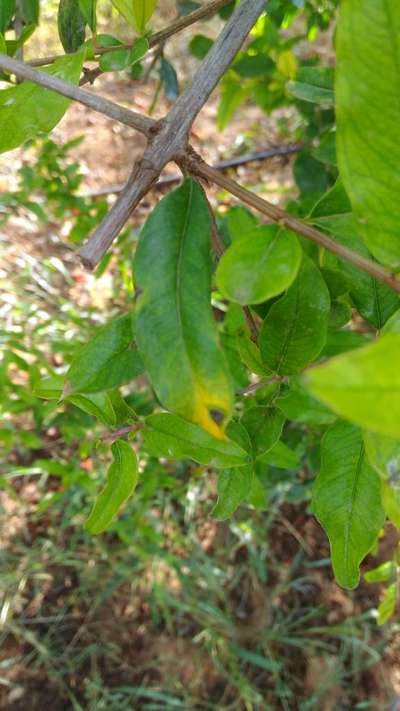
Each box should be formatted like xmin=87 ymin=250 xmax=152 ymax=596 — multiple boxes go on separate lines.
xmin=0 ymin=53 xmax=156 ymax=136
xmin=236 ymin=378 xmax=280 ymax=396
xmin=28 ymin=0 xmax=233 ymax=69
xmin=78 ymin=0 xmax=266 ymax=270
xmin=78 ymin=145 xmax=303 ymax=198
xmin=194 ymin=161 xmax=400 ymax=294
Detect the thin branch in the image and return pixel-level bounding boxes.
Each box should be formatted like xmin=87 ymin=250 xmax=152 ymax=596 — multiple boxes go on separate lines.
xmin=194 ymin=161 xmax=400 ymax=294
xmin=0 ymin=53 xmax=156 ymax=136
xmin=79 ymin=160 xmax=160 ymax=269
xmin=242 ymin=307 xmax=259 ymax=343
xmin=28 ymin=0 xmax=233 ymax=69
xmin=165 ymin=0 xmax=266 ymax=140
xmin=78 ymin=145 xmax=303 ymax=198
xmin=236 ymin=378 xmax=280 ymax=396
xmin=78 ymin=0 xmax=266 ymax=269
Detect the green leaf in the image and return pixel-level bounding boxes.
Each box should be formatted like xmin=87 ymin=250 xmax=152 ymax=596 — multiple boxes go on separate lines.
xmin=67 ymin=391 xmax=117 ymax=426
xmin=381 ymin=480 xmax=400 ymax=527
xmin=259 ymin=439 xmax=300 ymax=469
xmin=32 ymin=374 xmax=64 ymax=399
xmin=336 ymin=0 xmax=400 ymax=268
xmin=276 ymin=377 xmax=336 ymax=426
xmin=365 ymin=561 xmax=396 ymax=584
xmin=142 ymin=413 xmax=250 ymax=468
xmin=217 ymin=75 xmax=250 ymax=130
xmin=130 ymin=36 xmax=149 ymax=63
xmin=0 ymin=51 xmax=84 ymax=154
xmin=159 ymin=57 xmax=179 ymax=101
xmin=364 ymin=430 xmax=400 ymax=481
xmin=226 ymin=206 xmax=258 ymax=242
xmin=212 ymin=465 xmax=253 ymax=520
xmin=85 ymin=440 xmax=138 ymax=534
xmin=0 ymin=0 xmax=15 ymax=33
xmin=111 ymin=0 xmax=157 ymax=33
xmin=189 ymin=34 xmax=213 ymax=60
xmin=99 ymin=48 xmax=132 ymax=72
xmin=310 ymin=191 xmax=399 ymax=328
xmin=312 ymin=421 xmax=384 ymax=589
xmin=377 ymin=583 xmax=397 ymax=625
xmin=65 ymin=314 xmax=144 ymax=395
xmin=288 ymin=66 xmax=334 ymax=104
xmin=0 ymin=33 xmax=6 ymax=54
xmin=216 ymin=226 xmax=302 ymax=305
xmin=233 ymin=53 xmax=274 ymax=78
xmin=58 ymin=0 xmax=86 ymax=53
xmin=237 ymin=330 xmax=269 ymax=377
xmin=78 ymin=0 xmax=96 ymax=30
xmin=134 ymin=179 xmax=233 ymax=439
xmin=241 ymin=406 xmax=285 ymax=461
xmin=259 ymin=256 xmax=330 ymax=375
xmin=20 ymin=0 xmax=40 ymax=24
xmin=304 ymin=335 xmax=400 ymax=440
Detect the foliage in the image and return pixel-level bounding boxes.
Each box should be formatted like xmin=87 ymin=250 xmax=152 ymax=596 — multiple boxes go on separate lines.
xmin=1 ymin=0 xmax=400 ymax=649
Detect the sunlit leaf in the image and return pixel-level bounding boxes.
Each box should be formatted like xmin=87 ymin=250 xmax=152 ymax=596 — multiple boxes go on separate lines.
xmin=86 ymin=440 xmax=138 ymax=534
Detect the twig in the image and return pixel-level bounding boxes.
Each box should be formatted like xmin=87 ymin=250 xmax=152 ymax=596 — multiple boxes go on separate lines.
xmin=28 ymin=0 xmax=233 ymax=69
xmin=78 ymin=145 xmax=303 ymax=198
xmin=0 ymin=53 xmax=156 ymax=136
xmin=236 ymin=378 xmax=279 ymax=396
xmin=242 ymin=307 xmax=259 ymax=343
xmin=78 ymin=0 xmax=266 ymax=269
xmin=194 ymin=161 xmax=400 ymax=294
xmin=102 ymin=423 xmax=144 ymax=444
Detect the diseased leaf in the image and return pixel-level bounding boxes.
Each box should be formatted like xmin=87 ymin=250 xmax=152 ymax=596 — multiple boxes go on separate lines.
xmin=336 ymin=0 xmax=400 ymax=268
xmin=241 ymin=406 xmax=284 ymax=460
xmin=312 ymin=421 xmax=384 ymax=589
xmin=304 ymin=335 xmax=400 ymax=440
xmin=216 ymin=226 xmax=302 ymax=305
xmin=212 ymin=465 xmax=253 ymax=519
xmin=58 ymin=0 xmax=86 ymax=53
xmin=134 ymin=179 xmax=233 ymax=438
xmin=86 ymin=440 xmax=138 ymax=534
xmin=65 ymin=314 xmax=144 ymax=395
xmin=259 ymin=256 xmax=330 ymax=375
xmin=143 ymin=413 xmax=250 ymax=468
xmin=0 ymin=51 xmax=84 ymax=154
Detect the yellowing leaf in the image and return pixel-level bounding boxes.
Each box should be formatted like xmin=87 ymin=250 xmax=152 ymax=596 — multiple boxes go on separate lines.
xmin=134 ymin=179 xmax=233 ymax=438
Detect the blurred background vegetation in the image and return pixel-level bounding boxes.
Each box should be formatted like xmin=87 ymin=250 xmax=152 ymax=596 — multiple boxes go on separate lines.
xmin=1 ymin=1 xmax=400 ymax=709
